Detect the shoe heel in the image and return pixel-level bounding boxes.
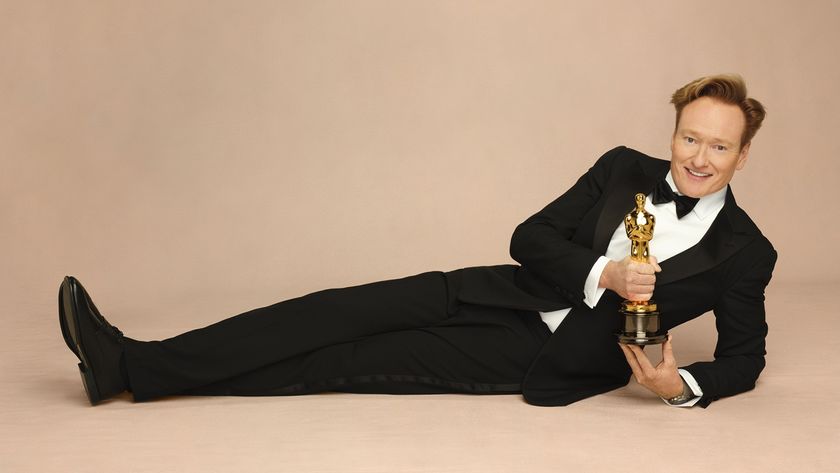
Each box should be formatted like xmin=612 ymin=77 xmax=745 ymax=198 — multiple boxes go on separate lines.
xmin=78 ymin=363 xmax=102 ymax=405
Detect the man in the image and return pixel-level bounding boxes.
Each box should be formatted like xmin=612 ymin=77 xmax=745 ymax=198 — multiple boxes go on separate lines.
xmin=59 ymin=74 xmax=776 ymax=408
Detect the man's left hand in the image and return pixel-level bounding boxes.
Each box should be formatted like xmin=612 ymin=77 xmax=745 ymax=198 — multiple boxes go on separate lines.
xmin=618 ymin=335 xmax=684 ymax=399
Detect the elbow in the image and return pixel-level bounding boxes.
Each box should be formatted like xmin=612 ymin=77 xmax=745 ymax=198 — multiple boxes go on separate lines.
xmin=735 ymin=353 xmax=766 ymax=391
xmin=752 ymin=354 xmax=766 ymax=380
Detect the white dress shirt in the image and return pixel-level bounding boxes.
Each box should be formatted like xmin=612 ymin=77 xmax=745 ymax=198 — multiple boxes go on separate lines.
xmin=538 ymin=171 xmax=727 ymax=407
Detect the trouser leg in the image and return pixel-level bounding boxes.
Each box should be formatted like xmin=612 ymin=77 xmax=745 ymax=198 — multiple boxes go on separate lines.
xmin=123 ymin=270 xmax=451 ymax=401
xmin=183 ymin=304 xmax=551 ymax=397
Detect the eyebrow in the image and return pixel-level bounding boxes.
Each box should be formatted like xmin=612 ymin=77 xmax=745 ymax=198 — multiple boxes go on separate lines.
xmin=679 ymin=128 xmax=737 ymax=147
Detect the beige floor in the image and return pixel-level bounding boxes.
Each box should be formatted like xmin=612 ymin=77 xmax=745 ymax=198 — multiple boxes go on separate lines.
xmin=1 ymin=281 xmax=836 ymax=473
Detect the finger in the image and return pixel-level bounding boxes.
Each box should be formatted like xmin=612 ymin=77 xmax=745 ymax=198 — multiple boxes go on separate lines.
xmin=618 ymin=343 xmax=644 ymax=378
xmin=629 ymin=286 xmax=655 ymax=299
xmin=626 ymin=344 xmax=655 ymax=374
xmin=628 ymin=284 xmax=654 ymax=296
xmin=619 ymin=343 xmax=641 ymax=368
xmin=662 ymin=334 xmax=675 ymax=366
xmin=633 ymin=262 xmax=657 ymax=275
xmin=631 ymin=274 xmax=656 ymax=286
xmin=649 ymin=256 xmax=662 ymax=272
xmin=628 ymin=292 xmax=653 ymax=302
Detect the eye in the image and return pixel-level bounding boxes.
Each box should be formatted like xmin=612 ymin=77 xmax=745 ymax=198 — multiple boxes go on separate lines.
xmin=713 ymin=144 xmax=727 ymax=152
xmin=684 ymin=136 xmax=696 ymax=144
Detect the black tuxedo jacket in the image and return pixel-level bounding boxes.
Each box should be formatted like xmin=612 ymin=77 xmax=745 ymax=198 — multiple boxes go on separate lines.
xmin=444 ymin=146 xmax=777 ymax=407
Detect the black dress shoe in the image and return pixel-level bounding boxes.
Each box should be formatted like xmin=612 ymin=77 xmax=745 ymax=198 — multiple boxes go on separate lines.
xmin=59 ymin=276 xmax=128 ymax=405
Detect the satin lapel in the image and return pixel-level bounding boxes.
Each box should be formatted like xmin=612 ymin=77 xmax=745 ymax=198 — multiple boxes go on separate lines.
xmin=592 ymin=158 xmax=667 ymax=253
xmin=658 ymin=187 xmax=756 ymax=285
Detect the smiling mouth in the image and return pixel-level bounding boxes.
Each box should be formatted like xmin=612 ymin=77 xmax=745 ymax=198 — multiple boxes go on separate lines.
xmin=685 ymin=167 xmax=712 ymax=178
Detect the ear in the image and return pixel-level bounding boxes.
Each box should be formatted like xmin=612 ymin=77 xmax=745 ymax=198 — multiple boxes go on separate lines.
xmin=735 ymin=142 xmax=751 ymax=170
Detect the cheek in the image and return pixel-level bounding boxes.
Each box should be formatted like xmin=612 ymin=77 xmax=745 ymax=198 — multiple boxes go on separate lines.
xmin=672 ymin=145 xmax=692 ymax=162
xmin=716 ymin=162 xmax=738 ymax=177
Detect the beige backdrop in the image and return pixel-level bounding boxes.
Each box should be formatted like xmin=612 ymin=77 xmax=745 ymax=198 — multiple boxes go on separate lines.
xmin=3 ymin=0 xmax=838 ymax=303
xmin=2 ymin=1 xmax=838 ymax=472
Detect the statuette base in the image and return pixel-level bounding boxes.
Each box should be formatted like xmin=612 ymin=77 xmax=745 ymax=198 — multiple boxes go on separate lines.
xmin=616 ymin=301 xmax=667 ymax=345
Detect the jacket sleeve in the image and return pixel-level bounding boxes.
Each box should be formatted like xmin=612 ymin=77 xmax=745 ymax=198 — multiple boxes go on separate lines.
xmin=509 ymin=145 xmax=624 ymax=307
xmin=682 ymin=238 xmax=778 ymax=408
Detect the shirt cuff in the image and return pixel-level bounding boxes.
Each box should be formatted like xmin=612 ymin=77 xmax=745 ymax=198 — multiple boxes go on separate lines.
xmin=661 ymin=369 xmax=704 ymax=408
xmin=583 ymin=256 xmax=611 ymax=309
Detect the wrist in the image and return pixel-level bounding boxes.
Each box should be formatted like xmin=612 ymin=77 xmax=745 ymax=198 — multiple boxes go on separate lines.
xmin=665 ymin=378 xmax=694 ymax=405
xmin=599 ymin=260 xmax=615 ymax=290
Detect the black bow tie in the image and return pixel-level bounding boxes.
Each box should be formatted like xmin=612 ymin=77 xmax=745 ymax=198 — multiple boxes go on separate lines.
xmin=651 ymin=178 xmax=699 ymax=219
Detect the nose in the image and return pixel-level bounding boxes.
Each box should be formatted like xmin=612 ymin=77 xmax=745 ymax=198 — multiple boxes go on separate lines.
xmin=690 ymin=146 xmax=709 ymax=168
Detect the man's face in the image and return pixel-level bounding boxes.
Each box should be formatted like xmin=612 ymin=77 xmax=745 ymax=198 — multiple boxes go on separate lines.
xmin=670 ymin=96 xmax=751 ymax=198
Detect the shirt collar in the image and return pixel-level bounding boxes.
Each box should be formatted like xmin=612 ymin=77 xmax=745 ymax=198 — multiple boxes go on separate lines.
xmin=664 ymin=171 xmax=726 ymax=220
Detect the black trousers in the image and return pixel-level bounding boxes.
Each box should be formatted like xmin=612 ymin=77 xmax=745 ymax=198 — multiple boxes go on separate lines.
xmin=123 ymin=270 xmax=552 ymax=401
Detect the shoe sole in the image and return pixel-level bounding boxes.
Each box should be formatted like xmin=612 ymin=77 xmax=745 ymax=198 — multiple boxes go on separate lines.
xmin=60 ymin=277 xmax=103 ymax=405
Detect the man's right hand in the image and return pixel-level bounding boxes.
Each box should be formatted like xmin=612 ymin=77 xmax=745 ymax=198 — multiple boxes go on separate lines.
xmin=598 ymin=256 xmax=661 ymax=301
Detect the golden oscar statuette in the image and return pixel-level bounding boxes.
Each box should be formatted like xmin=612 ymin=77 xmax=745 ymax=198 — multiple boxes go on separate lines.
xmin=616 ymin=193 xmax=668 ymax=345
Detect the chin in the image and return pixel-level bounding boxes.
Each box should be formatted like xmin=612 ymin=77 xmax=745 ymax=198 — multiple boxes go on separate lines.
xmin=678 ymin=183 xmax=711 ymax=198
xmin=672 ymin=179 xmax=700 ymax=198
